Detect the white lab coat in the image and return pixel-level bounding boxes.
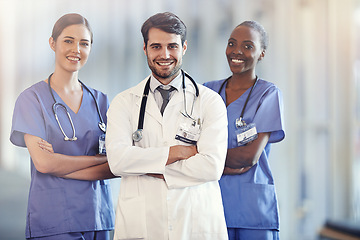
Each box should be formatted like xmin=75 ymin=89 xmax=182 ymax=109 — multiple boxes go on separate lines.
xmin=106 ymin=74 xmax=228 ymax=240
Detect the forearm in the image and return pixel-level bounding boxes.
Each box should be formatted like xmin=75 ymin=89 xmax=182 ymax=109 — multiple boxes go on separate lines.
xmin=164 ymin=150 xmax=226 ymax=188
xmin=225 ymin=132 xmax=270 ymax=169
xmin=107 ymin=143 xmax=169 ymax=176
xmin=223 ymin=166 xmax=252 ymax=175
xmin=225 ymin=147 xmax=254 ymax=169
xmin=166 ymin=145 xmax=198 ymax=165
xmin=164 ymin=97 xmax=228 ymax=188
xmin=62 ymin=162 xmax=117 ymax=180
xmin=37 ymin=152 xmax=107 ymax=177
xmin=164 ymin=137 xmax=227 ymax=188
xmin=146 ymin=145 xmax=198 ymax=180
xmin=25 ymin=133 xmax=107 ymax=176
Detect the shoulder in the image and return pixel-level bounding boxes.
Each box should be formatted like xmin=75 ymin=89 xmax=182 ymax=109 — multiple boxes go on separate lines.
xmin=16 ymin=81 xmax=47 ymax=103
xmin=118 ymin=77 xmax=148 ymax=97
xmin=110 ymin=77 xmax=148 ymax=106
xmin=203 ymin=79 xmax=226 ymax=92
xmin=82 ymin=83 xmax=108 ymax=100
xmin=254 ymin=79 xmax=284 ymax=115
xmin=256 ymin=79 xmax=283 ymax=97
xmin=198 ymin=83 xmax=221 ymax=98
xmin=21 ymin=81 xmax=47 ymax=94
xmin=257 ymin=79 xmax=280 ymax=91
xmin=197 ymin=84 xmax=226 ymax=111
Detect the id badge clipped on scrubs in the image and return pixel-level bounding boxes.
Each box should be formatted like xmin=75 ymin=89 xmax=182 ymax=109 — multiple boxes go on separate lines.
xmin=235 ymin=118 xmax=258 ymax=146
xmin=99 ymin=133 xmax=106 ymax=155
xmin=175 ymin=116 xmax=201 ymax=145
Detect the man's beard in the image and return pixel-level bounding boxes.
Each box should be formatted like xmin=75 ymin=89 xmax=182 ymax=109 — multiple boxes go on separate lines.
xmin=148 ymin=59 xmax=182 ymax=81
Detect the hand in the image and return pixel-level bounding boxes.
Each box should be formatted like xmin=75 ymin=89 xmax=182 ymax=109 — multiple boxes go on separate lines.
xmin=146 ymin=173 xmax=165 ymax=180
xmin=94 ymin=154 xmax=108 ymax=163
xmin=223 ymin=166 xmax=252 ymax=175
xmin=167 ymin=145 xmax=198 ymax=165
xmin=38 ymin=139 xmax=54 ymax=153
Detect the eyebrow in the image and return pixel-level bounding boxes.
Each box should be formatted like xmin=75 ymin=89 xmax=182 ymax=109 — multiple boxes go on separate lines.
xmin=243 ymin=40 xmax=255 ymax=44
xmin=63 ymin=36 xmax=90 ymax=42
xmin=149 ymin=42 xmax=179 ymax=47
xmin=149 ymin=43 xmax=161 ymax=47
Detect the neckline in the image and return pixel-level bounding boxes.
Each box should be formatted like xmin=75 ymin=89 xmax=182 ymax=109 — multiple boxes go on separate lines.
xmin=46 ymin=78 xmax=85 ymax=115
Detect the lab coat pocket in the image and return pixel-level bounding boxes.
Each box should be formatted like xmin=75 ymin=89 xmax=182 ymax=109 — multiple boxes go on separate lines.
xmin=28 ymin=188 xmax=69 ymax=235
xmin=114 ymin=196 xmax=147 ymax=240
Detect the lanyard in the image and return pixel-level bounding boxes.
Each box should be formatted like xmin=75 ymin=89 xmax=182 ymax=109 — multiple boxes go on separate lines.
xmin=218 ymin=76 xmax=258 ymax=126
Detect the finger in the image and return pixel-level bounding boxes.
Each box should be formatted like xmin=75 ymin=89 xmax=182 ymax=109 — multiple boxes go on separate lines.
xmin=38 ymin=141 xmax=54 ymax=153
xmin=39 ymin=139 xmax=52 ymax=147
xmin=39 ymin=145 xmax=54 ymax=153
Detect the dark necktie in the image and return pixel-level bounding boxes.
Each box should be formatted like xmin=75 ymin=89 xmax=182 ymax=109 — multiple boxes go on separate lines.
xmin=157 ymin=86 xmax=175 ymax=115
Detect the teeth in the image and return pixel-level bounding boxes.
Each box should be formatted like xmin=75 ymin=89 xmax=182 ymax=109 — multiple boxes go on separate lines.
xmin=157 ymin=62 xmax=171 ymax=66
xmin=232 ymin=59 xmax=244 ymax=63
xmin=67 ymin=56 xmax=80 ymax=61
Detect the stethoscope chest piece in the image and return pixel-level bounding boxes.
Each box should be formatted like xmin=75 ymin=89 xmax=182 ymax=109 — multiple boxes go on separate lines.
xmin=236 ymin=118 xmax=246 ymax=128
xmin=132 ymin=129 xmax=143 ymax=142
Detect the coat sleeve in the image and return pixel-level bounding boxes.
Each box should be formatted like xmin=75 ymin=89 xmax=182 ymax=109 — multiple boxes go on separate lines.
xmin=164 ymin=88 xmax=228 ymax=189
xmin=106 ymin=91 xmax=169 ymax=176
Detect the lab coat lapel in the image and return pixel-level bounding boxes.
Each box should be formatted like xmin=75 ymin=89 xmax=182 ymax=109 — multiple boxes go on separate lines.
xmin=167 ymin=76 xmax=197 ymax=110
xmin=131 ymin=76 xmax=162 ymax=125
xmin=145 ymin=94 xmax=162 ymax=124
xmin=166 ymin=89 xmax=182 ymax=109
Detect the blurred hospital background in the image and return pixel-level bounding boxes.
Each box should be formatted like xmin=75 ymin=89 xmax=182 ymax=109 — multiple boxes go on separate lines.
xmin=0 ymin=0 xmax=359 ymax=239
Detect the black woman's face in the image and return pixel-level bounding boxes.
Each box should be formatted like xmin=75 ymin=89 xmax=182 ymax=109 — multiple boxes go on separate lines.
xmin=226 ymin=25 xmax=264 ymax=75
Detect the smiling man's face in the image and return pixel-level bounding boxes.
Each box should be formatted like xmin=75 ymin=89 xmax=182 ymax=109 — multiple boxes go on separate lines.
xmin=144 ymin=27 xmax=187 ymax=85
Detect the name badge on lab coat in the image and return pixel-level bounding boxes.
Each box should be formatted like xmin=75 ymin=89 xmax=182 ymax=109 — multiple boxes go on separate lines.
xmin=175 ymin=115 xmax=201 ymax=145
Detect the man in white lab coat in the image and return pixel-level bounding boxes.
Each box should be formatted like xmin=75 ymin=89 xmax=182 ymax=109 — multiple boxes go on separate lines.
xmin=106 ymin=12 xmax=228 ymax=240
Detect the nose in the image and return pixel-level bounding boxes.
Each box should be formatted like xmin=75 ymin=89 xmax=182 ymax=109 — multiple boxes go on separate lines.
xmin=72 ymin=42 xmax=80 ymax=53
xmin=160 ymin=47 xmax=171 ymax=59
xmin=234 ymin=46 xmax=243 ymax=54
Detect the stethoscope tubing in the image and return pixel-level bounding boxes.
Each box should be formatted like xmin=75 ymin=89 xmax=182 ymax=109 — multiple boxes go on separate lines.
xmin=133 ymin=70 xmax=199 ymax=142
xmin=48 ymin=73 xmax=106 ymax=141
xmin=218 ymin=75 xmax=258 ymax=126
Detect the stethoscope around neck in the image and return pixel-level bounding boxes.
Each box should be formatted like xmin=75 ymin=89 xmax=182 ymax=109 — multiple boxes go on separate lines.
xmin=132 ymin=70 xmax=199 ymax=142
xmin=48 ymin=73 xmax=106 ymax=141
xmin=218 ymin=75 xmax=258 ymax=127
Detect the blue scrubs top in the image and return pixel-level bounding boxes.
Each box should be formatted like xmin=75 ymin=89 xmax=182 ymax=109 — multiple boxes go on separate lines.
xmin=204 ymin=78 xmax=285 ymax=230
xmin=10 ymin=81 xmax=115 ymax=238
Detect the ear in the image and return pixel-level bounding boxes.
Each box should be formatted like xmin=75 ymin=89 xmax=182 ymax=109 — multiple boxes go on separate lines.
xmin=182 ymin=40 xmax=187 ymax=55
xmin=143 ymin=42 xmax=147 ymax=56
xmin=258 ymin=50 xmax=266 ymax=61
xmin=49 ymin=37 xmax=56 ymax=52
